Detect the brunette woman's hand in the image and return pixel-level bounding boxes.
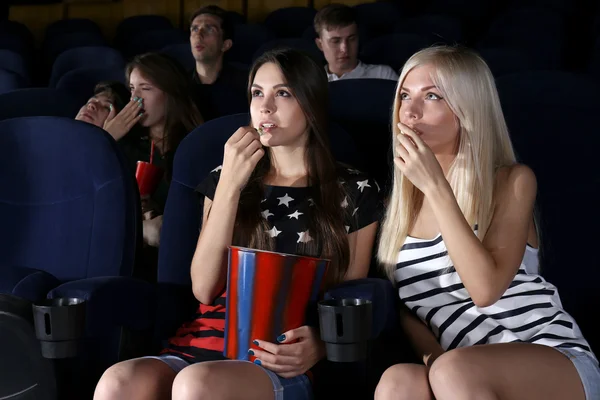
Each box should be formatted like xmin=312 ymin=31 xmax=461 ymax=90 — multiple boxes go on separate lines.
xmin=394 ymin=122 xmax=448 ymax=196
xmin=251 ymin=326 xmax=325 ymax=378
xmin=219 ymin=126 xmax=265 ymax=192
xmin=103 ymin=98 xmax=144 ymax=141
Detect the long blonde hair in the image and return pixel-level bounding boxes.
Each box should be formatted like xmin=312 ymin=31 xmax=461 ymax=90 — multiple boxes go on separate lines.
xmin=378 ymin=46 xmax=517 ymax=280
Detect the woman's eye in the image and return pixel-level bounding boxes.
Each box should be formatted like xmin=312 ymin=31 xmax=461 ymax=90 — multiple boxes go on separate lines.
xmin=426 ymin=93 xmax=441 ymax=100
xmin=276 ymin=90 xmax=291 ymax=97
xmin=251 ymin=90 xmax=263 ymax=97
xmin=400 ymin=92 xmax=409 ymax=100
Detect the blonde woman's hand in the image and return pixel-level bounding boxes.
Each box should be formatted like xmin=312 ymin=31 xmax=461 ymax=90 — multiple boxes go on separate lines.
xmin=394 ymin=122 xmax=448 ymax=196
xmin=219 ymin=126 xmax=265 ymax=193
xmin=103 ymin=98 xmax=144 ymax=141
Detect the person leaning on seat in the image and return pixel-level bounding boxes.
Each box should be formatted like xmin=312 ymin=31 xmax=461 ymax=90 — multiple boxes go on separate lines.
xmin=314 ymin=3 xmax=399 ymax=82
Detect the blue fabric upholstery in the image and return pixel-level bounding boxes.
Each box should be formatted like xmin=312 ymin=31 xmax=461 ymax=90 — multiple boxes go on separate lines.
xmin=49 ymin=46 xmax=124 ymax=88
xmin=0 ymin=49 xmax=29 ymax=84
xmin=0 ymin=69 xmax=22 ymax=95
xmin=360 ymin=33 xmax=433 ymax=72
xmin=227 ymin=24 xmax=276 ymax=65
xmin=252 ymin=38 xmax=324 ymax=64
xmin=0 ymin=117 xmax=140 ymax=296
xmin=124 ymin=29 xmax=188 ymax=59
xmin=44 ymin=18 xmax=102 ymax=40
xmin=0 ymin=88 xmax=81 ymax=121
xmin=264 ymin=7 xmax=317 ymax=39
xmin=496 ymin=71 xmax=600 ymax=353
xmin=43 ymin=31 xmax=107 ymax=66
xmin=0 ymin=266 xmax=60 ymax=302
xmin=161 ymin=43 xmax=195 ymax=71
xmin=55 ymin=67 xmax=126 ymax=104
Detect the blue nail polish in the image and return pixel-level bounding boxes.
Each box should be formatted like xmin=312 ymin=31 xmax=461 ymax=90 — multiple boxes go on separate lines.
xmin=133 ymin=97 xmax=139 ymax=101
xmin=253 ymin=340 xmax=259 ymax=346
xmin=254 ymin=359 xmax=262 ymax=366
xmin=277 ymin=334 xmax=286 ymax=342
xmin=248 ymin=349 xmax=254 ymax=355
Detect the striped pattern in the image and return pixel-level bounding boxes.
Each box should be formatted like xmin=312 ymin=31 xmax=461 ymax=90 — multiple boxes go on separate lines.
xmin=225 ymin=247 xmax=328 ymax=361
xmin=395 ymin=233 xmax=597 ymax=361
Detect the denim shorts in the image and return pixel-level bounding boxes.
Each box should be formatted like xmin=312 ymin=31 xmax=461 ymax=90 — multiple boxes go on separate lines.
xmin=555 ymin=348 xmax=600 ymax=400
xmin=145 ymin=355 xmax=314 ymax=400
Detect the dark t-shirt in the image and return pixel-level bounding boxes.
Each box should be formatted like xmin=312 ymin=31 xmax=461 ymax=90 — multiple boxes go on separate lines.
xmin=163 ymin=164 xmax=382 ymax=363
xmin=191 ymin=63 xmax=248 ymax=121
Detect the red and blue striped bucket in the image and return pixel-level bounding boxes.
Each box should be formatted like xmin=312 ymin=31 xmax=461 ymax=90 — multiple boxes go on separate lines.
xmin=224 ymin=246 xmax=329 ymax=361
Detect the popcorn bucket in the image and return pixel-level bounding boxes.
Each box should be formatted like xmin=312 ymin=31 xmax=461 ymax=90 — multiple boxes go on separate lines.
xmin=224 ymin=246 xmax=329 ymax=361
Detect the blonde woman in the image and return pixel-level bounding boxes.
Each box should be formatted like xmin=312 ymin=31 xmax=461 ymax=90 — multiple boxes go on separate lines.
xmin=375 ymin=46 xmax=599 ymax=400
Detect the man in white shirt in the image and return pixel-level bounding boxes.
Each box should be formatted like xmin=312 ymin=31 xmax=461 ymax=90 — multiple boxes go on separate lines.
xmin=314 ymin=4 xmax=399 ymax=82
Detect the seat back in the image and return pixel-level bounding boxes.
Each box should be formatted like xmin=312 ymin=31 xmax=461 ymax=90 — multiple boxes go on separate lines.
xmin=329 ymin=79 xmax=397 ymax=191
xmin=0 ymin=117 xmax=140 ymax=282
xmin=50 ymin=46 xmax=124 ymax=88
xmin=264 ymin=7 xmax=317 ymax=38
xmin=0 ymin=88 xmax=81 ymax=121
xmin=55 ymin=67 xmax=126 ymax=104
xmin=496 ymin=71 xmax=600 ymax=351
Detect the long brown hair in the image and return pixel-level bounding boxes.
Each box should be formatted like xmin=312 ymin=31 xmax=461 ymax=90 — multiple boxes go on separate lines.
xmin=125 ymin=53 xmax=203 ymax=163
xmin=235 ymin=48 xmax=349 ymax=287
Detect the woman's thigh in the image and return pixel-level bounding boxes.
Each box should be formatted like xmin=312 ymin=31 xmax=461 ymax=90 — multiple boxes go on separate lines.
xmin=94 ymin=357 xmax=177 ymax=400
xmin=429 ymin=343 xmax=587 ymax=400
xmin=172 ymin=360 xmax=313 ymax=400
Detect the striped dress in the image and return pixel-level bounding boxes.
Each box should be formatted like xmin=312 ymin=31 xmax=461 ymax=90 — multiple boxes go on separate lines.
xmin=395 ymin=232 xmax=597 ymax=362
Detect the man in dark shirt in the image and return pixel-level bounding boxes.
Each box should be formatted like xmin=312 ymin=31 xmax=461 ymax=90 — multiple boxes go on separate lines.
xmin=189 ymin=5 xmax=248 ymax=120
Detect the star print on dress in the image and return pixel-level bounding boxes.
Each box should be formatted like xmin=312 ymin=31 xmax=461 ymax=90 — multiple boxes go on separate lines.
xmin=288 ymin=210 xmax=303 ymax=220
xmin=357 ymin=180 xmax=371 ymax=192
xmin=345 ymin=225 xmax=350 ymax=233
xmin=261 ymin=198 xmax=267 ymax=203
xmin=308 ymin=198 xmax=315 ymax=206
xmin=267 ymin=226 xmax=282 ymax=237
xmin=341 ymin=196 xmax=348 ymax=208
xmin=375 ymin=181 xmax=381 ymax=192
xmin=297 ymin=230 xmax=313 ymax=243
xmin=347 ymin=168 xmax=361 ymax=175
xmin=277 ymin=193 xmax=294 ymax=207
xmin=353 ymin=207 xmax=359 ymax=216
xmin=261 ymin=209 xmax=274 ymax=219
xmin=211 ymin=165 xmax=223 ymax=173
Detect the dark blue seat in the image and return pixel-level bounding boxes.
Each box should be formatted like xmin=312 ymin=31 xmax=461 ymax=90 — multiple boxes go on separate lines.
xmin=123 ymin=29 xmax=188 ymax=59
xmin=227 ymin=23 xmax=276 ymax=65
xmin=394 ymin=14 xmax=464 ymax=44
xmin=55 ymin=67 xmax=126 ymax=104
xmin=264 ymin=7 xmax=317 ymax=38
xmin=0 ymin=49 xmax=29 ymax=84
xmin=496 ymin=71 xmax=600 ymax=353
xmin=354 ymin=1 xmax=403 ymax=39
xmin=115 ymin=15 xmax=173 ymax=51
xmin=161 ymin=43 xmax=195 ymax=71
xmin=50 ymin=46 xmax=124 ymax=87
xmin=0 ymin=116 xmax=147 ymax=397
xmin=252 ymin=38 xmax=324 ymax=64
xmin=0 ymin=69 xmax=23 ymax=95
xmin=328 ymin=79 xmax=397 ymax=191
xmin=43 ymin=31 xmax=107 ymax=67
xmin=361 ymin=33 xmax=431 ymax=73
xmin=0 ymin=20 xmax=34 ymax=59
xmin=0 ymin=88 xmax=81 ymax=120
xmin=44 ymin=18 xmax=102 ymax=40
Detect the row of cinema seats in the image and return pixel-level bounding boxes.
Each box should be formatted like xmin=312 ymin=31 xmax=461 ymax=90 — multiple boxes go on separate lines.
xmin=0 ymin=69 xmax=599 ymax=398
xmin=2 ymin=0 xmax=600 ymax=96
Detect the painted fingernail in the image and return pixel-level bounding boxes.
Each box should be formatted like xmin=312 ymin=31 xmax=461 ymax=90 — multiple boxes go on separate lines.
xmin=109 ymin=104 xmax=113 ymax=110
xmin=137 ymin=98 xmax=143 ymax=103
xmin=138 ymin=112 xmax=144 ymax=117
xmin=254 ymin=359 xmax=262 ymax=366
xmin=138 ymin=102 xmax=143 ymax=107
xmin=277 ymin=334 xmax=286 ymax=342
xmin=253 ymin=340 xmax=259 ymax=346
xmin=133 ymin=97 xmax=139 ymax=101
xmin=248 ymin=349 xmax=254 ymax=355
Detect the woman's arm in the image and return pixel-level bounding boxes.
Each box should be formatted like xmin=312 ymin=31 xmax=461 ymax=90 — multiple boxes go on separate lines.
xmin=345 ymin=221 xmax=379 ymax=280
xmin=190 ymin=127 xmax=264 ymax=304
xmin=399 ymin=305 xmax=444 ymax=368
xmin=426 ymin=165 xmax=537 ymax=307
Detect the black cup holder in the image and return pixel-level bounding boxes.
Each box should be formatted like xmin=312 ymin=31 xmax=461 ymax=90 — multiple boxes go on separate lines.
xmin=318 ymin=298 xmax=372 ymax=362
xmin=32 ymin=297 xmax=86 ymax=359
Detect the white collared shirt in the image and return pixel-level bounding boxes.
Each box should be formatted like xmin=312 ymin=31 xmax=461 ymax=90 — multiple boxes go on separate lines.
xmin=326 ymin=61 xmax=399 ymax=82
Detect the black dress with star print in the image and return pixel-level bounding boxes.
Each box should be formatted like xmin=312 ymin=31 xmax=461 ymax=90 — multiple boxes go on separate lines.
xmin=198 ymin=164 xmax=382 ymax=255
xmin=162 ymin=164 xmax=382 ymax=363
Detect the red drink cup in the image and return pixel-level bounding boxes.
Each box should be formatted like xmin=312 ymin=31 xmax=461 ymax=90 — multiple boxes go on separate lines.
xmin=135 ymin=161 xmax=163 ymax=199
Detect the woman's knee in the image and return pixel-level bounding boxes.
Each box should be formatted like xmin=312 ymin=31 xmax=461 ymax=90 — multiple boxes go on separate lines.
xmin=172 ymin=363 xmax=216 ymax=400
xmin=429 ymin=349 xmax=497 ymax=400
xmin=94 ymin=358 xmax=175 ymax=400
xmin=375 ymin=364 xmax=432 ymax=400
